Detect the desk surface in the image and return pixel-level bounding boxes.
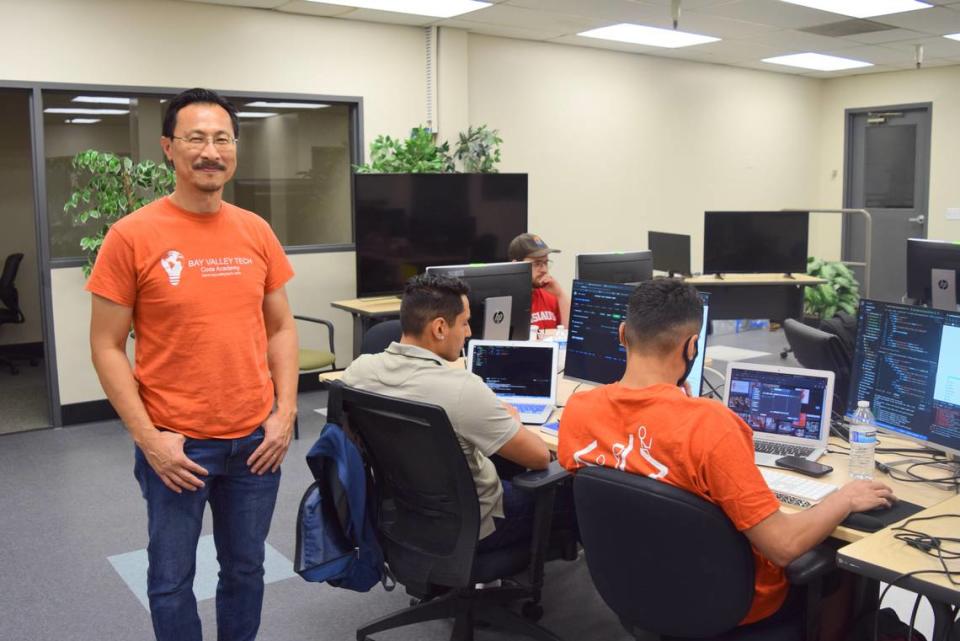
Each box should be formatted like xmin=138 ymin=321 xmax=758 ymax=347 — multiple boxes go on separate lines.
xmin=686 ymin=273 xmax=827 ymax=286
xmin=321 ymin=362 xmax=956 ymax=543
xmin=838 ymin=494 xmax=960 ymax=605
xmin=331 ymin=296 xmax=402 ymax=316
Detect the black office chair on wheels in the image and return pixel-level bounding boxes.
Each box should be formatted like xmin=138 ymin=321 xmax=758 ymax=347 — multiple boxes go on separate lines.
xmin=783 ymin=318 xmax=852 ymax=413
xmin=360 ymin=319 xmax=402 ymax=355
xmin=0 ymin=253 xmax=28 ymax=375
xmin=332 ymin=382 xmax=574 ymax=641
xmin=574 ymin=466 xmax=833 ymax=641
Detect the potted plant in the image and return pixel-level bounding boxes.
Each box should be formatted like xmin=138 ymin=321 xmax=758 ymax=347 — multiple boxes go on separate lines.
xmin=804 ymin=256 xmax=860 ymax=321
xmin=355 ymin=125 xmax=502 ymax=174
xmin=64 ymin=150 xmax=175 ymax=276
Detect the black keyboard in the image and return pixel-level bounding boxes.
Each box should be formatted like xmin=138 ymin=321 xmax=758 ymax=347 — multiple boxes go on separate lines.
xmin=755 ymin=441 xmax=814 ymax=458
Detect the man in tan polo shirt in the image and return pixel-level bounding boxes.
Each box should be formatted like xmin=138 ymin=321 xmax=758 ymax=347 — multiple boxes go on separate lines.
xmin=343 ymin=273 xmax=551 ymax=549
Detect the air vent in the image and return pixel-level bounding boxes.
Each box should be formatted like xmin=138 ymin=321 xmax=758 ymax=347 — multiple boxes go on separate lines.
xmin=802 ymin=19 xmax=896 ymax=37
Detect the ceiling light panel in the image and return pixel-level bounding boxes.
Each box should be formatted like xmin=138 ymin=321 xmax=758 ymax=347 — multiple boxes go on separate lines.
xmin=245 ymin=101 xmax=329 ymax=109
xmin=237 ymin=112 xmax=279 ymax=118
xmin=304 ymin=0 xmax=491 ymax=19
xmin=71 ymin=96 xmax=132 ymax=105
xmin=44 ymin=108 xmax=130 ymax=115
xmin=779 ymin=0 xmax=932 ymax=19
xmin=762 ymin=52 xmax=874 ymax=70
xmin=578 ymin=23 xmax=720 ymax=48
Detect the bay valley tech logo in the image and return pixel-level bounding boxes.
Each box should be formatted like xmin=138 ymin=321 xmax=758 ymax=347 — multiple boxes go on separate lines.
xmin=160 ymin=250 xmax=184 ymax=286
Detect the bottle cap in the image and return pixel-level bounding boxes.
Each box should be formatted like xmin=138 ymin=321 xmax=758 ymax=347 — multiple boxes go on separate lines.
xmin=857 ymin=400 xmax=870 ymax=408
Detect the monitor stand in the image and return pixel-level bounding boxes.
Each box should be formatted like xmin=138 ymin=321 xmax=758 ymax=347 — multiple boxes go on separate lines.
xmin=713 ymin=273 xmax=724 ymax=280
xmin=930 ymin=268 xmax=958 ymax=311
xmin=782 ymin=272 xmax=796 ymax=279
xmin=482 ymin=296 xmax=512 ymax=341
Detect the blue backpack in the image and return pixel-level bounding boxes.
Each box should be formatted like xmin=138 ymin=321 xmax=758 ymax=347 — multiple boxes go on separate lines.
xmin=294 ymin=390 xmax=391 ymax=592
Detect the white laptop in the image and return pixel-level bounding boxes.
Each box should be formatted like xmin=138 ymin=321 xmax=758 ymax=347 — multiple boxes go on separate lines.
xmin=467 ymin=339 xmax=559 ymax=425
xmin=722 ymin=362 xmax=834 ymax=468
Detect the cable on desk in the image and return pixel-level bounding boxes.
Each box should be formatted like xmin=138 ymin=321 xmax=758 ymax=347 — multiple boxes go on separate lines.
xmin=907 ymin=592 xmax=922 ymax=641
xmin=874 ymin=570 xmax=960 ymax=641
xmin=875 ymin=460 xmax=960 ymax=491
xmin=891 ymin=514 xmax=960 ymax=588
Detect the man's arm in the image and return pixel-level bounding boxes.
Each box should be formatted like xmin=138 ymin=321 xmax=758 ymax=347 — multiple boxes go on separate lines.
xmin=90 ymin=294 xmax=208 ymax=493
xmin=494 ymin=403 xmax=551 ymax=470
xmin=247 ymin=286 xmax=299 ymax=474
xmin=541 ymin=277 xmax=571 ymax=327
xmin=744 ymin=479 xmax=895 ymax=567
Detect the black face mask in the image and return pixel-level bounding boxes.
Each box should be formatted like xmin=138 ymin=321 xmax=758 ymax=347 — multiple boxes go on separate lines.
xmin=677 ymin=335 xmax=699 ymax=387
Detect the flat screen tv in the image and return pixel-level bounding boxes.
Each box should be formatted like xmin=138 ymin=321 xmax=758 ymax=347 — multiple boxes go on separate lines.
xmin=703 ymin=211 xmax=809 ymax=275
xmin=354 ymin=173 xmax=528 ymax=297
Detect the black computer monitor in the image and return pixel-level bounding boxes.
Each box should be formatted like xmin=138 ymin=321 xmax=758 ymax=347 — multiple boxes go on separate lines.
xmin=575 ymin=251 xmax=653 ymax=284
xmin=425 ymin=262 xmax=531 ymax=341
xmin=906 ymin=238 xmax=960 ymax=308
xmin=648 ymin=231 xmax=692 ymax=277
xmin=703 ymin=211 xmax=809 ymax=275
xmin=846 ymin=299 xmax=960 ymax=458
xmin=565 ymin=279 xmax=710 ymax=396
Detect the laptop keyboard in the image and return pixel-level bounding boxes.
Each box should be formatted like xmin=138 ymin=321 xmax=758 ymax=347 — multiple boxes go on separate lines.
xmin=755 ymin=441 xmax=815 ymax=458
xmin=513 ymin=403 xmax=548 ymax=415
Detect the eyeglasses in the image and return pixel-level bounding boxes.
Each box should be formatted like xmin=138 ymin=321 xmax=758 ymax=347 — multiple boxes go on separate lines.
xmin=170 ymin=134 xmax=238 ymax=150
xmin=528 ymin=259 xmax=553 ymax=268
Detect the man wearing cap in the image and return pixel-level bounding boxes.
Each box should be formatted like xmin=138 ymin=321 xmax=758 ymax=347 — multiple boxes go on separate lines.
xmin=508 ymin=233 xmax=570 ymax=331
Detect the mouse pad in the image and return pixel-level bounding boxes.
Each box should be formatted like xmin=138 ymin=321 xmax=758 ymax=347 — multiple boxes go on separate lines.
xmin=841 ymin=500 xmax=924 ymax=533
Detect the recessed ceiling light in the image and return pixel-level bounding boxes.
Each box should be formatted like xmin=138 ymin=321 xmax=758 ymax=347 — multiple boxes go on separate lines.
xmin=762 ymin=53 xmax=873 ymax=71
xmin=245 ymin=101 xmax=329 ymax=109
xmin=65 ymin=118 xmax=101 ymax=124
xmin=44 ymin=108 xmax=130 ymax=115
xmin=945 ymin=33 xmax=960 ymax=42
xmin=578 ymin=23 xmax=720 ymax=48
xmin=237 ymin=112 xmax=279 ymax=119
xmin=72 ymin=96 xmax=132 ymax=105
xmin=304 ymin=0 xmax=490 ymax=19
xmin=779 ymin=0 xmax=931 ymax=19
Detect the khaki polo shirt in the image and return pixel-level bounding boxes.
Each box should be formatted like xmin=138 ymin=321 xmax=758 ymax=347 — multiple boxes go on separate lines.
xmin=342 ymin=342 xmax=520 ymax=539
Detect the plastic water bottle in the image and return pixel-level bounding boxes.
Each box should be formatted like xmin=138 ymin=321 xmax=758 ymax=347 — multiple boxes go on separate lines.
xmin=554 ymin=325 xmax=568 ymax=370
xmin=849 ymin=401 xmax=877 ymax=480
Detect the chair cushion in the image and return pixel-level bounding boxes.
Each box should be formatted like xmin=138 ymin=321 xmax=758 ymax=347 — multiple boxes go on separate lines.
xmin=471 ymin=545 xmax=530 ymax=585
xmin=299 ymin=349 xmax=336 ymax=371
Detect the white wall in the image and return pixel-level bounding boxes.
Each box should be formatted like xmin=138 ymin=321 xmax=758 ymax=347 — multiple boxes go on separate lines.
xmin=813 ymin=65 xmax=960 ymax=261
xmin=466 ymin=35 xmax=825 ymax=289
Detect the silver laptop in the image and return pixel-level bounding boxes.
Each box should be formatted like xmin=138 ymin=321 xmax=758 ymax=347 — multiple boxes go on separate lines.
xmin=467 ymin=339 xmax=559 ymax=425
xmin=722 ymin=362 xmax=834 ymax=467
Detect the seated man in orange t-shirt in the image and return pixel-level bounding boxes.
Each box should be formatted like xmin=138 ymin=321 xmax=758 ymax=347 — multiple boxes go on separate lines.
xmin=558 ymin=278 xmax=895 ymax=630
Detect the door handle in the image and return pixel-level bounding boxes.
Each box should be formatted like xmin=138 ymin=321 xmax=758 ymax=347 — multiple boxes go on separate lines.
xmin=908 ymin=214 xmax=925 ymax=225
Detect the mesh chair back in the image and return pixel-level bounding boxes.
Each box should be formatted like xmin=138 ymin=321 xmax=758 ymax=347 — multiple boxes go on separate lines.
xmin=784 ymin=318 xmax=850 ymax=410
xmin=574 ymin=466 xmax=754 ymax=638
xmin=360 ymin=320 xmax=402 ymax=355
xmin=338 ymin=383 xmax=481 ymax=589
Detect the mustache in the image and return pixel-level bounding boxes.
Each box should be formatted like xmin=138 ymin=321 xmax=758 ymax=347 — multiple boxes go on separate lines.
xmin=193 ymin=161 xmax=227 ymax=170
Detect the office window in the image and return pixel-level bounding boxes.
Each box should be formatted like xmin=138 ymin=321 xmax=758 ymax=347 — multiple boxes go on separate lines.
xmin=864 ymin=125 xmax=916 ymax=209
xmin=44 ymin=90 xmax=354 ymax=259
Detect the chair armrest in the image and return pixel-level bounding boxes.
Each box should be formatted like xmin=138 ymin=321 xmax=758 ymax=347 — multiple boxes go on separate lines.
xmin=786 ymin=544 xmax=835 ymax=586
xmin=294 ymin=315 xmax=335 ymax=353
xmin=510 ymin=460 xmax=570 ymax=492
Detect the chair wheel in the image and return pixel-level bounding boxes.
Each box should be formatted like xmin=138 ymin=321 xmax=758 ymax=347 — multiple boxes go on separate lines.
xmin=521 ymin=601 xmax=543 ymax=621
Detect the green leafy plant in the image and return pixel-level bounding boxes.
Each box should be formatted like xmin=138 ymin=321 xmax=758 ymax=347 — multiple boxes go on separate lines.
xmin=64 ymin=150 xmax=175 ymax=276
xmin=804 ymin=256 xmax=861 ymax=320
xmin=454 ymin=125 xmax=502 ymax=173
xmin=354 ymin=125 xmax=503 ymax=174
xmin=355 ymin=126 xmax=454 ymax=173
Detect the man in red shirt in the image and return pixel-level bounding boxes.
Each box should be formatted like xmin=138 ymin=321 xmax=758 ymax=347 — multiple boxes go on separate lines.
xmin=558 ymin=279 xmax=895 ymax=631
xmin=508 ymin=233 xmax=570 ymax=330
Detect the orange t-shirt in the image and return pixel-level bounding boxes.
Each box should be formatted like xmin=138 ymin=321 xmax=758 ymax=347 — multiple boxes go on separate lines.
xmin=558 ymin=383 xmax=787 ymax=626
xmin=86 ymin=197 xmax=294 ymax=439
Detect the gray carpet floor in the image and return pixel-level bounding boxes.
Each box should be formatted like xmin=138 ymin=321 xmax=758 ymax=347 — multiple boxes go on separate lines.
xmin=0 ymin=357 xmax=50 ymax=434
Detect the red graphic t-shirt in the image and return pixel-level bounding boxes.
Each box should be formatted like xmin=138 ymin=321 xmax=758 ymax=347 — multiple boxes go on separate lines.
xmin=530 ymin=288 xmax=560 ymax=329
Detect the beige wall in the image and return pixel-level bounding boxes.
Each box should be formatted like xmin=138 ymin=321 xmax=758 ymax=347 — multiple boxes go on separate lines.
xmin=813 ymin=65 xmax=960 ymax=261
xmin=466 ymin=35 xmax=825 ymax=289
xmin=0 ymin=91 xmax=41 ymax=345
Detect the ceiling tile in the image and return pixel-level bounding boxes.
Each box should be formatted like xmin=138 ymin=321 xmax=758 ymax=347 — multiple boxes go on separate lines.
xmin=501 ymin=0 xmax=664 ymax=22
xmin=443 ymin=3 xmax=597 ymax=33
xmin=736 ymin=27 xmax=858 ymax=51
xmin=655 ymin=38 xmax=792 ymax=63
xmin=180 ymin=0 xmax=290 ymax=7
xmin=440 ymin=17 xmax=567 ymax=40
xmin=692 ymin=0 xmax=845 ymax=30
xmin=332 ymin=7 xmax=436 ymax=26
xmin=275 ymin=1 xmax=356 ymax=17
xmin=841 ymin=27 xmax=931 ymax=44
xmin=622 ymin=10 xmax=781 ymax=38
xmin=869 ymin=5 xmax=960 ymax=34
xmin=881 ymin=34 xmax=960 ymax=56
xmin=815 ymin=44 xmax=917 ymax=65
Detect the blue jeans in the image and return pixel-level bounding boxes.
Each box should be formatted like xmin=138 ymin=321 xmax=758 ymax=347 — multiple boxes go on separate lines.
xmin=133 ymin=426 xmax=281 ymax=641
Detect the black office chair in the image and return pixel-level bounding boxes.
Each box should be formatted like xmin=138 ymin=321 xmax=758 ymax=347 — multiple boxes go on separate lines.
xmin=0 ymin=253 xmax=27 ymax=375
xmin=293 ymin=315 xmax=337 ymax=440
xmin=574 ymin=466 xmax=833 ymax=641
xmin=783 ymin=318 xmax=851 ymax=412
xmin=360 ymin=319 xmax=402 ymax=355
xmin=332 ymin=382 xmax=572 ymax=641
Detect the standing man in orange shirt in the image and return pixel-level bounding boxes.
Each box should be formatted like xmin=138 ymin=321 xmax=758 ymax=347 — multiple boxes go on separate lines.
xmin=558 ymin=279 xmax=894 ymax=633
xmin=508 ymin=233 xmax=570 ymax=330
xmin=87 ymin=88 xmax=298 ymax=641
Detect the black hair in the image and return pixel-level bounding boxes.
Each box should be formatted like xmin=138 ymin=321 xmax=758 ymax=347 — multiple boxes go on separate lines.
xmin=624 ymin=278 xmax=703 ymax=355
xmin=162 ymin=88 xmax=239 ymax=138
xmin=400 ymin=274 xmax=470 ymax=336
